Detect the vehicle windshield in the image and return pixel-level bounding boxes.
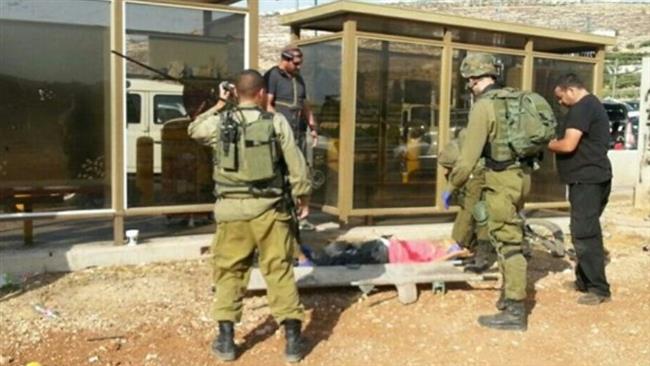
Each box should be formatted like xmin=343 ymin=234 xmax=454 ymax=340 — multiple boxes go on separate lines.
xmin=411 ymin=106 xmax=432 ymax=123
xmin=603 ymin=104 xmax=627 ymax=121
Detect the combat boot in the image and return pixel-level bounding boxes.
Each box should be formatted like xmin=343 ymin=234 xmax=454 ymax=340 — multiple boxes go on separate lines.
xmin=478 ymin=300 xmax=527 ymax=331
xmin=283 ymin=319 xmax=304 ymax=363
xmin=212 ymin=321 xmax=236 ymax=361
xmin=495 ymin=288 xmax=507 ymax=311
xmin=464 ymin=240 xmax=496 ymax=273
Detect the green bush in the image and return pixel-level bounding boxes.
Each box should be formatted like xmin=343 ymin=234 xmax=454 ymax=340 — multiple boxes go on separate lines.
xmin=617 ymin=73 xmax=641 ymax=89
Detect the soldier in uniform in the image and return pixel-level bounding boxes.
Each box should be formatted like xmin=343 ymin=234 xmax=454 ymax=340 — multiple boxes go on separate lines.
xmin=442 ymin=53 xmax=532 ymax=331
xmin=188 ymin=69 xmax=311 ymax=362
xmin=438 ymin=130 xmax=495 ymax=273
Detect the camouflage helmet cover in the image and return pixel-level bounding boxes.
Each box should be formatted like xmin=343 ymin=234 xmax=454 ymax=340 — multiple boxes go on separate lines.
xmin=438 ymin=129 xmax=467 ymax=169
xmin=460 ymin=53 xmax=498 ymax=78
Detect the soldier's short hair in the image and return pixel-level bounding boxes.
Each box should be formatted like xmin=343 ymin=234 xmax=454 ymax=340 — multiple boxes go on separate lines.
xmin=235 ymin=69 xmax=265 ymax=98
xmin=555 ymin=73 xmax=586 ymax=90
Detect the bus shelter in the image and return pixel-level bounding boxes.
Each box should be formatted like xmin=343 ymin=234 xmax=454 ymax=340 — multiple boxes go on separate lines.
xmin=280 ymin=1 xmax=615 ymax=222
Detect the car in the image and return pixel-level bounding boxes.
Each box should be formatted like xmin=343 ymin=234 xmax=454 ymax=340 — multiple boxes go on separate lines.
xmin=603 ymin=101 xmax=637 ymax=149
xmin=625 ymin=100 xmax=640 ymax=111
xmin=126 ymin=78 xmax=186 ymax=173
xmin=624 ymin=101 xmax=640 ymax=128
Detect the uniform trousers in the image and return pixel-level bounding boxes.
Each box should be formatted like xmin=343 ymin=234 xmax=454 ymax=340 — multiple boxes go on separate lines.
xmin=212 ymin=208 xmax=304 ymax=323
xmin=484 ymin=166 xmax=531 ymax=301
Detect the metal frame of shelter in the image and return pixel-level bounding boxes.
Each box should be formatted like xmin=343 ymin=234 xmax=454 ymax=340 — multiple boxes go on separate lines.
xmin=279 ymin=0 xmax=616 ymax=223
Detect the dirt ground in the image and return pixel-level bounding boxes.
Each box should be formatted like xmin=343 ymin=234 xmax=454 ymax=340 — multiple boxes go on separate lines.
xmin=1 ymin=202 xmax=649 ymax=366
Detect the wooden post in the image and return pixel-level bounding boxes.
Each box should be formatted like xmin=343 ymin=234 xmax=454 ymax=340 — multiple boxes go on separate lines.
xmin=634 ymin=57 xmax=650 ymax=209
xmin=111 ymin=0 xmax=126 ymax=245
xmin=522 ymin=39 xmax=534 ymax=91
xmin=594 ymin=48 xmax=606 ymax=97
xmin=338 ymin=19 xmax=357 ymax=223
xmin=436 ymin=30 xmax=453 ymax=209
xmin=249 ymin=0 xmax=259 ymax=69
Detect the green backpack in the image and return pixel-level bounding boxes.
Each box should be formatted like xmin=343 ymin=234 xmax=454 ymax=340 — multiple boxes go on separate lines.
xmin=213 ymin=108 xmax=284 ymax=197
xmin=488 ymin=88 xmax=557 ymax=163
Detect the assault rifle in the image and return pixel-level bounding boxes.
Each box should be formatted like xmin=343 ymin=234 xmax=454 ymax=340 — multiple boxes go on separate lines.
xmin=278 ymin=161 xmax=302 ymax=245
xmin=111 ymin=50 xmax=232 ymax=119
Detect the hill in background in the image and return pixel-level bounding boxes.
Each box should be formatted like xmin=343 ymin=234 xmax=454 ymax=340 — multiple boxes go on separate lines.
xmin=260 ymin=1 xmax=650 ymax=99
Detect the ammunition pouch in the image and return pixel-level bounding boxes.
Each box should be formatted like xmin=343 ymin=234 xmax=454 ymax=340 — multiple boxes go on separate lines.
xmin=472 ymin=200 xmax=489 ymax=227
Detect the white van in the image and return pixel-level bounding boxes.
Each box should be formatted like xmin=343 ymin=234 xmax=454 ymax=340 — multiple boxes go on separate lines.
xmin=126 ymin=78 xmax=186 ymax=174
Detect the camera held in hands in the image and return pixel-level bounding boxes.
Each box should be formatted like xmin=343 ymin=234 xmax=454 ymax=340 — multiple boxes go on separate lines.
xmin=219 ymin=81 xmax=235 ymax=93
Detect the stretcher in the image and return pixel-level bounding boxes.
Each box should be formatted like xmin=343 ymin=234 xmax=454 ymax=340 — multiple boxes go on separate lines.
xmin=247 ymin=261 xmax=500 ymax=304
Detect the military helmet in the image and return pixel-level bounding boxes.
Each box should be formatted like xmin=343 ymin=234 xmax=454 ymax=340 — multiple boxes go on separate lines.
xmin=438 ymin=129 xmax=467 ymax=169
xmin=460 ymin=53 xmax=498 ymax=78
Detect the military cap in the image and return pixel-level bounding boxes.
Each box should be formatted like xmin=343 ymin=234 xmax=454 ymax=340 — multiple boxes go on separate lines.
xmin=460 ymin=53 xmax=498 ymax=78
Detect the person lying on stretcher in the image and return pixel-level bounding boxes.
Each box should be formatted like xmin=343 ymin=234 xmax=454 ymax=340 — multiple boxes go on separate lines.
xmin=298 ymin=237 xmax=471 ymax=266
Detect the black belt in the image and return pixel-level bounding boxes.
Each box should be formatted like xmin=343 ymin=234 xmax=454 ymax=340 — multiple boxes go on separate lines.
xmin=484 ymin=157 xmax=535 ymax=172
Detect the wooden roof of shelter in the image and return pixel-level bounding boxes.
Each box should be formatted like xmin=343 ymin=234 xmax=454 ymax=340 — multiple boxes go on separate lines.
xmin=280 ymin=0 xmax=615 ymax=52
xmin=176 ymin=0 xmax=242 ymax=4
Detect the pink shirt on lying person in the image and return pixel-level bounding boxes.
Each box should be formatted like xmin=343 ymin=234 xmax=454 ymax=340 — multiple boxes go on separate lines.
xmin=388 ymin=238 xmax=449 ymax=263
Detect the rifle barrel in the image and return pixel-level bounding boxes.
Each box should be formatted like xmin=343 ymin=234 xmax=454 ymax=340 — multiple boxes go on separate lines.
xmin=111 ymin=50 xmax=182 ymax=83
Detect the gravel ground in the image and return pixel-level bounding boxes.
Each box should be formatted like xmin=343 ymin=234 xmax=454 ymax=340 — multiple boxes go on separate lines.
xmin=1 ymin=202 xmax=649 ymax=366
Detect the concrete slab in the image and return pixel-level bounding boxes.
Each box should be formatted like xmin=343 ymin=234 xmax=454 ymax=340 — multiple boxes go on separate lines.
xmin=0 ymin=217 xmax=571 ymax=278
xmin=0 ymin=234 xmax=213 ymax=275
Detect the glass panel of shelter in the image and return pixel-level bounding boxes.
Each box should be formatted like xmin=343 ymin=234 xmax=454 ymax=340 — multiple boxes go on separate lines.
xmin=0 ymin=0 xmax=111 ymax=214
xmin=353 ymin=38 xmax=442 ymax=209
xmin=299 ymin=40 xmax=343 ymax=208
xmin=530 ymin=58 xmax=595 ymax=202
xmin=124 ymin=2 xmax=245 ymax=208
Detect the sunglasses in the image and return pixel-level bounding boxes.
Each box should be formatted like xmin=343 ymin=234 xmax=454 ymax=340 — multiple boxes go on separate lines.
xmin=291 ymin=59 xmax=302 ymax=66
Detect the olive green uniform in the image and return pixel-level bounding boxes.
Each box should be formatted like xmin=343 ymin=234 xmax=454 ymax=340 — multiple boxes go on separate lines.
xmin=188 ymin=102 xmax=311 ymax=323
xmin=447 ymin=89 xmax=531 ymax=301
xmin=439 ymin=134 xmax=488 ymax=249
xmin=451 ymin=162 xmax=488 ymax=248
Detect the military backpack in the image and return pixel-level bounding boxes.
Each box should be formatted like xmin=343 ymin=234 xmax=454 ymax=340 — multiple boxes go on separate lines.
xmin=213 ymin=107 xmax=284 ymax=197
xmin=487 ymin=88 xmax=557 ymax=164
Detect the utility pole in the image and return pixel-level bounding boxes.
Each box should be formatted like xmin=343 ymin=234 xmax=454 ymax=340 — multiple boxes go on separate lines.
xmin=634 ymin=57 xmax=650 ymax=209
xmin=612 ymin=58 xmax=619 ymax=98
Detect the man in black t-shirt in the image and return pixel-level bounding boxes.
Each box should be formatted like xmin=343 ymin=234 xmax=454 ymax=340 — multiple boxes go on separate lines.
xmin=264 ymin=46 xmax=318 ymax=157
xmin=548 ymin=73 xmax=612 ymax=305
xmin=265 ymin=46 xmax=319 ymax=237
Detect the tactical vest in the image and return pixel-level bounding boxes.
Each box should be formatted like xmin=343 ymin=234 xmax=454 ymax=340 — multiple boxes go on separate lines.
xmin=485 ymin=88 xmax=557 ymax=168
xmin=213 ymin=107 xmax=284 ymax=197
